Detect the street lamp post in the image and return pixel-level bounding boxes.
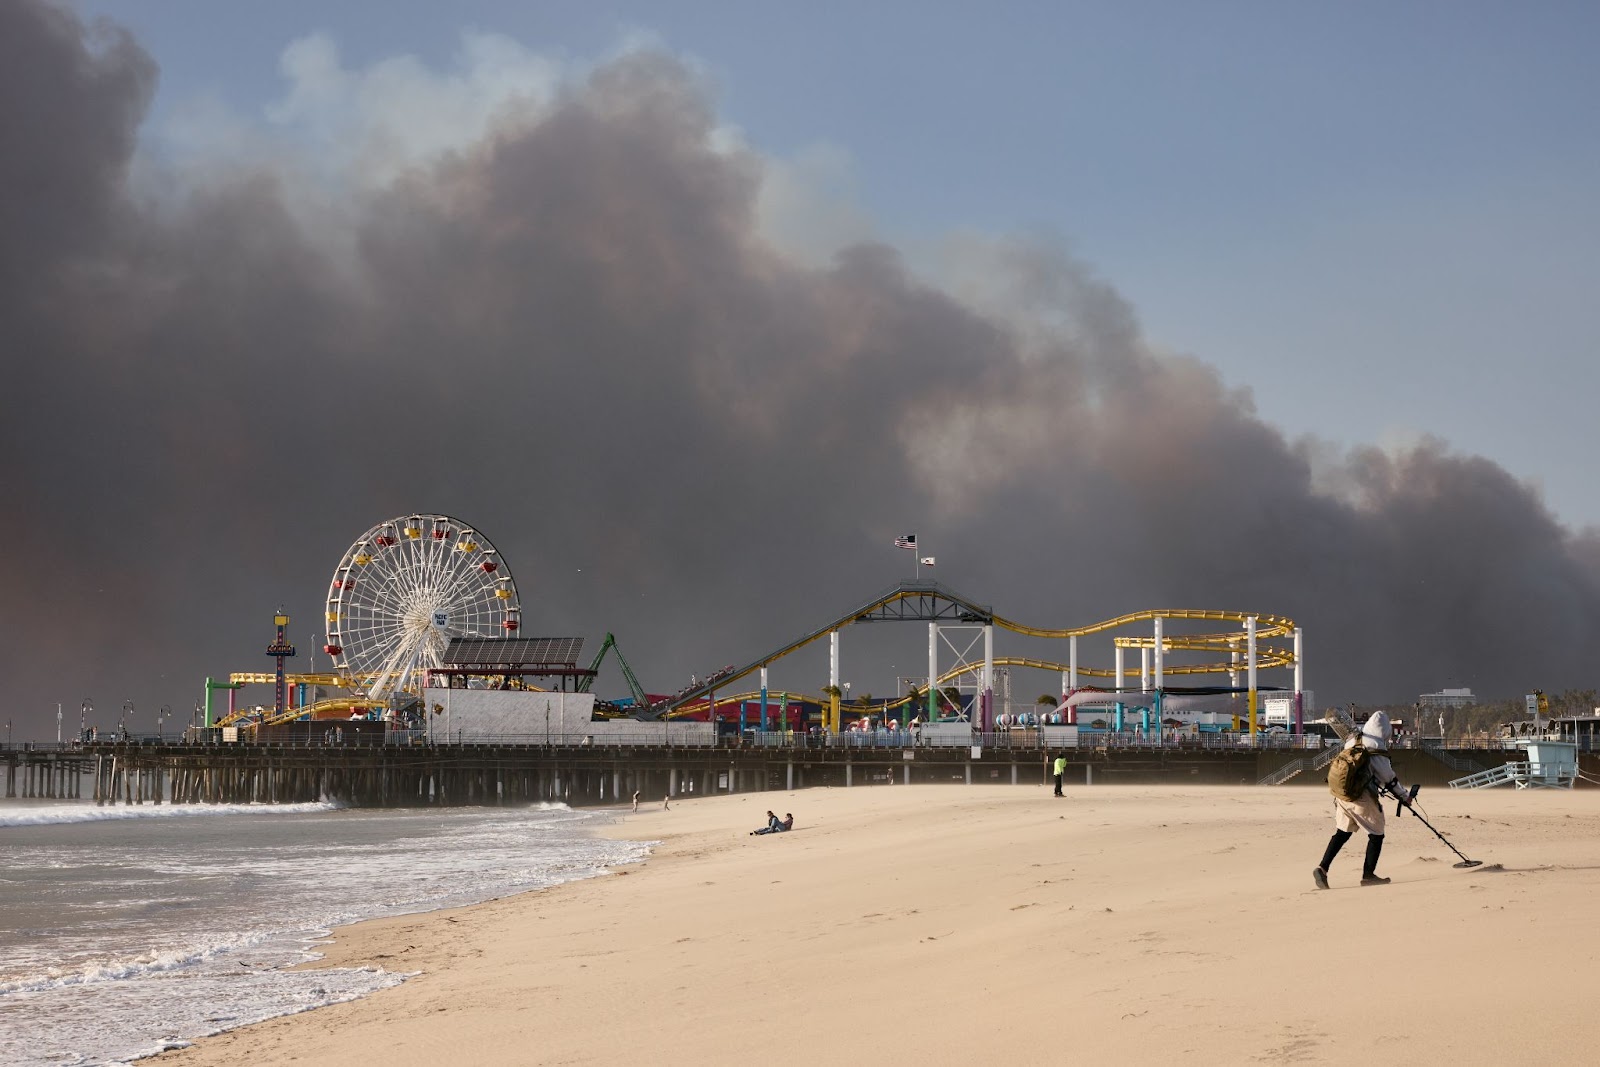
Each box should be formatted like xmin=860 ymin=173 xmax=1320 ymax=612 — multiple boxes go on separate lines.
xmin=81 ymin=699 xmax=92 ymax=742
xmin=121 ymin=699 xmax=133 ymax=742
xmin=159 ymin=705 xmax=170 ymax=741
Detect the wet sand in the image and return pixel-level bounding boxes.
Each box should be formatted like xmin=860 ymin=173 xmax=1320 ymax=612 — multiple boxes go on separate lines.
xmin=157 ymin=783 xmax=1600 ymax=1065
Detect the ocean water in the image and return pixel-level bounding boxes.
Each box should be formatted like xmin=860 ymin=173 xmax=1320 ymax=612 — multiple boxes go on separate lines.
xmin=0 ymin=797 xmax=650 ymax=1066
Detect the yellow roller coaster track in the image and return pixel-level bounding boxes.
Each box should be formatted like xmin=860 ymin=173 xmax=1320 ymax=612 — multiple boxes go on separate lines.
xmin=218 ymin=697 xmax=389 ymax=728
xmin=990 ymin=608 xmax=1296 ymax=642
xmin=227 ymin=672 xmax=352 ymax=687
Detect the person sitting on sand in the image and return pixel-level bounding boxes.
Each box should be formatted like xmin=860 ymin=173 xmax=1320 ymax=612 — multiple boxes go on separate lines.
xmin=753 ymin=812 xmax=795 ymax=835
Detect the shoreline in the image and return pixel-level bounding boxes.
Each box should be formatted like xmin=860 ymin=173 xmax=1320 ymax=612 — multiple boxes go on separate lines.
xmin=156 ymin=784 xmax=1600 ymax=1065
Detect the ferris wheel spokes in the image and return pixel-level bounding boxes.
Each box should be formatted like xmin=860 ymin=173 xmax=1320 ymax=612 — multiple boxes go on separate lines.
xmin=325 ymin=514 xmax=521 ymax=707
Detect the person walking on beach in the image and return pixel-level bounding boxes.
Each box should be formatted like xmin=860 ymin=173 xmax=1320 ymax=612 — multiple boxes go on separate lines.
xmin=1052 ymin=753 xmax=1067 ymax=797
xmin=662 ymin=792 xmax=670 ymax=811
xmin=1313 ymin=710 xmax=1412 ymax=889
xmin=632 ymin=790 xmax=640 ymax=813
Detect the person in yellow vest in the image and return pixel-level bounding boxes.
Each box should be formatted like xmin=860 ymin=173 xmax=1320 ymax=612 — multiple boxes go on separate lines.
xmin=1052 ymin=753 xmax=1067 ymax=797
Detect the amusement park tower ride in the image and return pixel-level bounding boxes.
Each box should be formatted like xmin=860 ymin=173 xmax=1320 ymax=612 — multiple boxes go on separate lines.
xmin=265 ymin=611 xmax=297 ymax=716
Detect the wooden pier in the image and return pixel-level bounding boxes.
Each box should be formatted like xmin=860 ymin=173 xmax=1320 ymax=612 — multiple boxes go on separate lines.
xmin=7 ymin=740 xmax=1583 ymax=808
xmin=3 ymin=748 xmax=91 ymax=799
xmin=4 ymin=740 xmax=1266 ymax=807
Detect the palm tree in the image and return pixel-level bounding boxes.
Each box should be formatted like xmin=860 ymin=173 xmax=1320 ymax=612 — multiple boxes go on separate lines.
xmin=1036 ymin=694 xmax=1058 ymax=707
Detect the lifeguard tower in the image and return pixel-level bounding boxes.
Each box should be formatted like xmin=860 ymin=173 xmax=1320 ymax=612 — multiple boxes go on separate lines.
xmin=1449 ymin=740 xmax=1578 ymax=789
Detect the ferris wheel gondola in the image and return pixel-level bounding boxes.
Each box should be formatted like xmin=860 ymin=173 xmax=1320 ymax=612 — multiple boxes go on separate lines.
xmin=324 ymin=514 xmax=520 ymax=704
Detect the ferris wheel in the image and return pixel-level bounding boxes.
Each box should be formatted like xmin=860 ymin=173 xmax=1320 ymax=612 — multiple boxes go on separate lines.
xmin=323 ymin=514 xmax=521 ymax=702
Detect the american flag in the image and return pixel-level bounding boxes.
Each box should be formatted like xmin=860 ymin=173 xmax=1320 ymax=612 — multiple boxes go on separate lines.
xmin=894 ymin=534 xmax=916 ymax=549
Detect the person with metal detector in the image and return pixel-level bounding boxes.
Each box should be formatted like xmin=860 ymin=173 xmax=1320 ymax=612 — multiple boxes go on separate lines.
xmin=1313 ymin=710 xmax=1413 ymax=889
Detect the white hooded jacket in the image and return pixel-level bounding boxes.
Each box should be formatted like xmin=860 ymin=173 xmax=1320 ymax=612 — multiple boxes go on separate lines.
xmin=1342 ymin=710 xmax=1406 ymax=800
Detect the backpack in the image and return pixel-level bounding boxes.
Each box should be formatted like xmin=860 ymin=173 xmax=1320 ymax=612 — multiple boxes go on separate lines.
xmin=1327 ymin=742 xmax=1374 ymax=801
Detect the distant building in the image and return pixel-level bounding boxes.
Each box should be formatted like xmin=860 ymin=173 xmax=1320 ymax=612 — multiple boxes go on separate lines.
xmin=1419 ymin=687 xmax=1476 ymax=709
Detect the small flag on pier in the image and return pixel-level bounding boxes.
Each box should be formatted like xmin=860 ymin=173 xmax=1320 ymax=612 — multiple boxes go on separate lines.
xmin=894 ymin=534 xmax=916 ymax=549
xmin=920 ymin=557 xmax=936 ymax=566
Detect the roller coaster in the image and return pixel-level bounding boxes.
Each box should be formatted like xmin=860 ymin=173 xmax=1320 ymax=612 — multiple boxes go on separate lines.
xmin=641 ymin=580 xmax=1300 ymax=735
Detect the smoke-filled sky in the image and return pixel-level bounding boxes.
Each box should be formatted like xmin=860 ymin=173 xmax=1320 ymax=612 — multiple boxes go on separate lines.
xmin=4 ymin=0 xmax=1599 ymax=738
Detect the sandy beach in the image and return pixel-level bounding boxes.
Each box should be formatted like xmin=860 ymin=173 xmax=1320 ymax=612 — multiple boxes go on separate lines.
xmin=157 ymin=783 xmax=1600 ymax=1065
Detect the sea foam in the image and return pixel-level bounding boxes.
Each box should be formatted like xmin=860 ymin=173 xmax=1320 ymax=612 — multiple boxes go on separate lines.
xmin=0 ymin=800 xmax=343 ymax=828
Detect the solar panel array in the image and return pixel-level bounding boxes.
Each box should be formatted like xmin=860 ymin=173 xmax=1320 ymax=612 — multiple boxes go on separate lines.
xmin=442 ymin=637 xmax=585 ymax=668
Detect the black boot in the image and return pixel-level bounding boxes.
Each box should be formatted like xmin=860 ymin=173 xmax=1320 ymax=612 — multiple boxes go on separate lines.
xmin=1314 ymin=829 xmax=1351 ymax=889
xmin=1361 ymin=834 xmax=1389 ymax=885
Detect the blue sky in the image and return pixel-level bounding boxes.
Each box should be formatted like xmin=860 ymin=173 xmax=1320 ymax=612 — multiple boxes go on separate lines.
xmin=84 ymin=0 xmax=1600 ymax=524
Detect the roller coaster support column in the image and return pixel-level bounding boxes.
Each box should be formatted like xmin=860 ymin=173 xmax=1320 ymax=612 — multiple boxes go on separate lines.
xmin=1153 ymin=616 xmax=1165 ymax=690
xmin=1113 ymin=646 xmax=1125 ymax=726
xmin=1246 ymin=616 xmax=1259 ymax=736
xmin=1293 ymin=628 xmax=1304 ymax=735
xmin=1069 ymin=636 xmax=1078 ymax=692
xmin=927 ymin=624 xmax=938 ymax=722
xmin=983 ymin=624 xmax=994 ymax=731
xmin=202 ymin=677 xmax=243 ymax=728
xmin=1230 ymin=647 xmax=1239 ymax=689
xmin=1140 ymin=647 xmax=1149 ymax=690
xmin=760 ymin=667 xmax=769 ymax=732
xmin=828 ymin=631 xmax=840 ymax=734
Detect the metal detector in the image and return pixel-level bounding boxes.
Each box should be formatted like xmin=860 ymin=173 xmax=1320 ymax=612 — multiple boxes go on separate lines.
xmin=1387 ymin=784 xmax=1483 ymax=869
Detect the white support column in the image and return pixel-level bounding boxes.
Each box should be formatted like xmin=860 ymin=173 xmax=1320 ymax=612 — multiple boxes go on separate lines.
xmin=1246 ymin=615 xmax=1259 ymax=735
xmin=1153 ymin=617 xmax=1164 ymax=690
xmin=1140 ymin=647 xmax=1150 ymax=690
xmin=1293 ymin=627 xmax=1304 ymax=695
xmin=983 ymin=624 xmax=994 ymax=731
xmin=927 ymin=622 xmax=938 ymax=721
xmin=829 ymin=630 xmax=840 ymax=734
xmin=1230 ymin=647 xmax=1239 ymax=689
xmin=1068 ymin=636 xmax=1078 ymax=692
xmin=1115 ymin=646 xmax=1125 ymax=691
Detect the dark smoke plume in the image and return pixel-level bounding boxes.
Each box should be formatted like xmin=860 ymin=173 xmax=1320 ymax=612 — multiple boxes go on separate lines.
xmin=3 ymin=0 xmax=1598 ymax=736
